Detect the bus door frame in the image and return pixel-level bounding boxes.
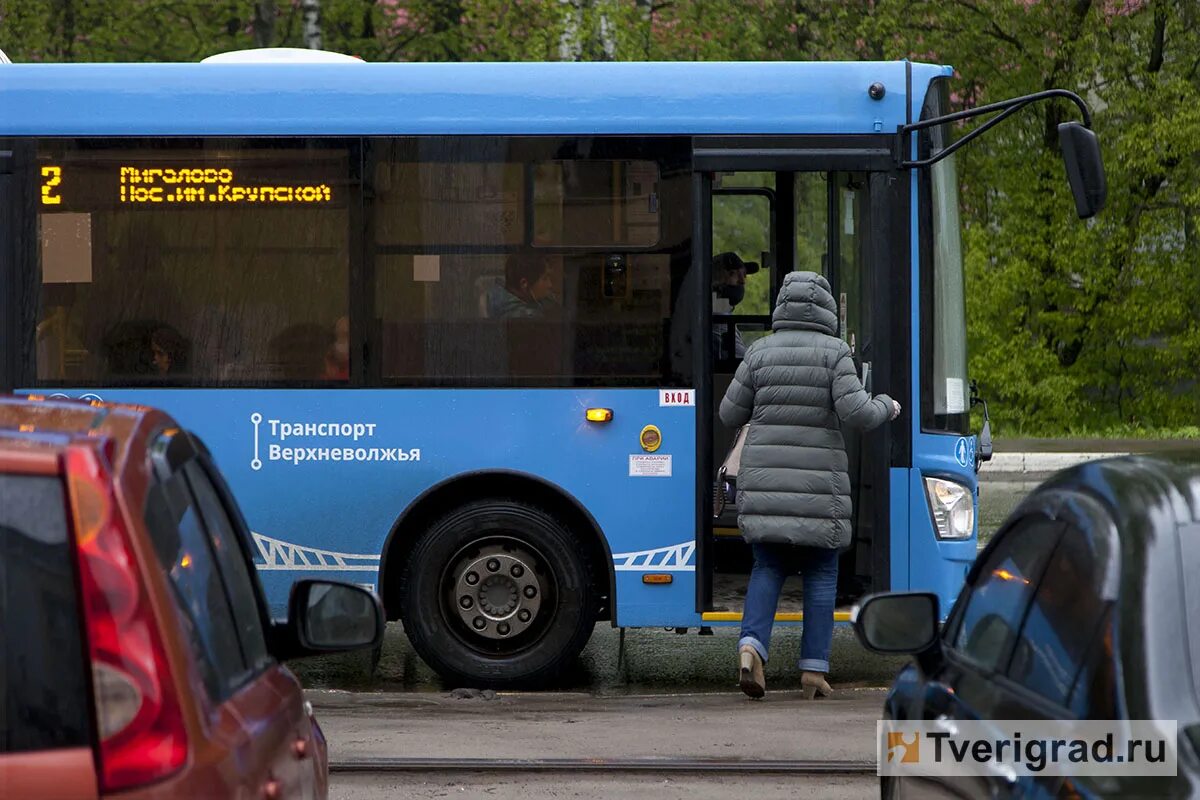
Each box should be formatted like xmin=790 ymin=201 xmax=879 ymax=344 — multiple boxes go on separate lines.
xmin=690 ymin=136 xmax=910 ymax=612
xmin=0 ymin=142 xmax=37 ymax=393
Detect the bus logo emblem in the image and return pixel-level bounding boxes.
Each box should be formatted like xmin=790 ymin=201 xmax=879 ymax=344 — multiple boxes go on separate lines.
xmin=250 ymin=412 xmax=264 ymax=471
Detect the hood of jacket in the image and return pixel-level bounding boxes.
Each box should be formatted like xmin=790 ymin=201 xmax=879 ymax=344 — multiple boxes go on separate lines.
xmin=771 ymin=271 xmax=838 ymax=335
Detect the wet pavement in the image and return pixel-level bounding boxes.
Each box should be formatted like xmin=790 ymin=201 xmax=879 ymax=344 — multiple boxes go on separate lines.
xmin=978 ymin=475 xmax=1038 ymax=545
xmin=311 ymin=686 xmax=887 ymax=762
xmin=330 ymin=772 xmax=877 ymax=799
xmin=316 ymin=687 xmax=885 ymax=799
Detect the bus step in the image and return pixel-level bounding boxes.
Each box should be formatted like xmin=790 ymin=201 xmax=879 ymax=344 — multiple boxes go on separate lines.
xmin=701 ymin=610 xmax=853 ymax=623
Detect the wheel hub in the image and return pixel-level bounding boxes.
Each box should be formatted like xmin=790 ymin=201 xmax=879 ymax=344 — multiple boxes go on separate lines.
xmin=451 ymin=544 xmax=542 ymax=640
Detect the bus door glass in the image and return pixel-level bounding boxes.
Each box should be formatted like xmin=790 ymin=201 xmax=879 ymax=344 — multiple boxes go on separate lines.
xmin=821 ymin=173 xmax=876 ymax=598
xmin=709 ymin=173 xmax=774 ymax=535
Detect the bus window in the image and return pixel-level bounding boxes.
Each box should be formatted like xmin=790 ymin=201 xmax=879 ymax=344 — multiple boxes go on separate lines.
xmin=921 ymin=79 xmax=970 ymax=434
xmin=32 ymin=141 xmax=352 ymax=386
xmin=533 ymin=160 xmax=660 ymax=248
xmin=370 ymin=137 xmax=692 ymax=388
xmin=794 ymin=172 xmax=828 ymax=276
xmin=832 ymin=174 xmax=870 ymax=358
xmin=709 ymin=172 xmax=773 ymax=362
xmin=712 ymin=181 xmax=771 ymax=354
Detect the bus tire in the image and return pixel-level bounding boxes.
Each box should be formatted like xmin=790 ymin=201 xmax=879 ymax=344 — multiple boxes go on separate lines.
xmin=397 ymin=499 xmax=597 ymax=689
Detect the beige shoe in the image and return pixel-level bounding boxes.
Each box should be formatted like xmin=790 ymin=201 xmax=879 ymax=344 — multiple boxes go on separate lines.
xmin=800 ymin=671 xmax=833 ymax=699
xmin=739 ymin=646 xmax=765 ymax=699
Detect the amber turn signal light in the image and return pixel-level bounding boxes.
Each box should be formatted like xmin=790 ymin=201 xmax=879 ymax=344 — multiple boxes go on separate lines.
xmin=586 ymin=408 xmax=613 ymax=423
xmin=642 ymin=574 xmax=673 ymax=584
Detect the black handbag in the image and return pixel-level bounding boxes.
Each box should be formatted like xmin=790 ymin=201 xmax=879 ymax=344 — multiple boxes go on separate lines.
xmin=713 ymin=424 xmax=748 ymax=518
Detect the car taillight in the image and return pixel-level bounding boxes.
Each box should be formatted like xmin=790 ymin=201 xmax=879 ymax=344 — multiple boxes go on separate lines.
xmin=65 ymin=447 xmax=188 ymax=791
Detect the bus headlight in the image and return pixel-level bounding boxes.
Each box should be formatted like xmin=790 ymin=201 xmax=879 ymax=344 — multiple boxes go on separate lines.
xmin=923 ymin=477 xmax=974 ymax=540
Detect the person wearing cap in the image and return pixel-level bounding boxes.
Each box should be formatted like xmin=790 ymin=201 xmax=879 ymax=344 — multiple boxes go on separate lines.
xmin=710 ymin=251 xmax=758 ymax=361
xmin=668 ymin=252 xmax=759 ymax=381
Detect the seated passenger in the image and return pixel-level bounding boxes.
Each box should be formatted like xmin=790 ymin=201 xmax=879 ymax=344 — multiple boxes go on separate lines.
xmin=486 ymin=254 xmax=558 ymax=320
xmin=150 ymin=325 xmax=189 ymax=376
xmin=103 ymin=320 xmax=189 ymax=378
xmin=322 ymin=316 xmax=350 ymax=380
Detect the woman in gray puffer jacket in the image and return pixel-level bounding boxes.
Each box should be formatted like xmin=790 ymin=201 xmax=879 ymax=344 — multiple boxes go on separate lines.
xmin=720 ymin=271 xmax=899 ymax=700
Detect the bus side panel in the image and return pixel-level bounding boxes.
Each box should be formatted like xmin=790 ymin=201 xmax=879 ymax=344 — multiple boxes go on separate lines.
xmin=35 ymin=388 xmax=698 ymax=624
xmin=889 ymin=467 xmax=911 ymax=593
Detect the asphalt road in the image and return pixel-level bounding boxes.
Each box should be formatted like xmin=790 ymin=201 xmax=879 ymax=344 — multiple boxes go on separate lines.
xmin=313 ymin=687 xmax=886 ymax=799
xmin=311 ymin=686 xmax=887 ymax=762
xmin=330 ymin=773 xmax=877 ymax=799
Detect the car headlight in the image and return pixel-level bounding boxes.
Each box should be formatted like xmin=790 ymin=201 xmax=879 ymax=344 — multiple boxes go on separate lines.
xmin=924 ymin=476 xmax=974 ymax=540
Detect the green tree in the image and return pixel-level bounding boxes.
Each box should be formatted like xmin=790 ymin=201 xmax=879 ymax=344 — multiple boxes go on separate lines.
xmin=862 ymin=0 xmax=1200 ymax=434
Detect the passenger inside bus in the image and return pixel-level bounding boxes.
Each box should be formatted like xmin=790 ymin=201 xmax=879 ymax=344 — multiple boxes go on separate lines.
xmin=710 ymin=251 xmax=755 ymax=360
xmin=322 ymin=316 xmax=350 ymax=380
xmin=485 ymin=253 xmax=560 ymax=320
xmin=101 ymin=320 xmax=191 ymax=379
xmin=150 ymin=325 xmax=188 ymax=376
xmin=668 ymin=251 xmax=758 ymax=380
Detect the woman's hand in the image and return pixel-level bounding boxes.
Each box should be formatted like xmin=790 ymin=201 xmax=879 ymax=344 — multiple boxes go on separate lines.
xmin=890 ymin=400 xmax=902 ymax=420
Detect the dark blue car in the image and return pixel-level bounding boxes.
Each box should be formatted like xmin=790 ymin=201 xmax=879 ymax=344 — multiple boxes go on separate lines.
xmin=853 ymin=454 xmax=1200 ymax=798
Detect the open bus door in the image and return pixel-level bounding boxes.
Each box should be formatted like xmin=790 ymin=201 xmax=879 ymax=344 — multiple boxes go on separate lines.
xmin=691 ymin=140 xmax=909 ymax=620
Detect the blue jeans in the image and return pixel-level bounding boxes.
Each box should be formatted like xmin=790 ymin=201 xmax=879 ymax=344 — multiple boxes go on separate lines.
xmin=737 ymin=543 xmax=839 ymax=673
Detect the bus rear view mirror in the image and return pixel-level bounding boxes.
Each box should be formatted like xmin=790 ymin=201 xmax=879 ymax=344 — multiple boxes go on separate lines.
xmin=1058 ymin=121 xmax=1106 ymax=219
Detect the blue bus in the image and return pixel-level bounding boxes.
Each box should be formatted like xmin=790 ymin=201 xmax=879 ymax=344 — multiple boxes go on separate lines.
xmin=0 ymin=60 xmax=1103 ymax=686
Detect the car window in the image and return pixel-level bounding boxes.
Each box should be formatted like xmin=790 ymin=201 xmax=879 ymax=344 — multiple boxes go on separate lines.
xmin=145 ymin=470 xmax=250 ymax=700
xmin=1179 ymin=524 xmax=1200 ymax=703
xmin=0 ymin=473 xmax=91 ymax=753
xmin=1007 ymin=524 xmax=1108 ymax=707
xmin=1067 ymin=608 xmax=1118 ymax=719
xmin=952 ymin=516 xmax=1063 ymax=672
xmin=183 ymin=461 xmax=272 ymax=674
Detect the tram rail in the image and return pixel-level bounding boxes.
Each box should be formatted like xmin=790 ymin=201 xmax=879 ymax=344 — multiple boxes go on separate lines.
xmin=329 ymin=756 xmax=876 ymax=776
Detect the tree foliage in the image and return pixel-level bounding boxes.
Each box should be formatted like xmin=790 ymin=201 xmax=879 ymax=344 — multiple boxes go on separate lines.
xmin=0 ymin=0 xmax=1195 ymax=435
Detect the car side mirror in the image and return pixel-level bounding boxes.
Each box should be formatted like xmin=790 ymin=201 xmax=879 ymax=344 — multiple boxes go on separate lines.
xmin=970 ymin=381 xmax=993 ymax=466
xmin=979 ymin=416 xmax=993 ymax=464
xmin=852 ymin=592 xmax=940 ymax=655
xmin=272 ymin=579 xmax=384 ymax=660
xmin=1058 ymin=122 xmax=1106 ymax=219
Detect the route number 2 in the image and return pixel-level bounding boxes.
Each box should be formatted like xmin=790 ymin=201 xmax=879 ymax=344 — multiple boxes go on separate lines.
xmin=41 ymin=165 xmax=62 ymax=206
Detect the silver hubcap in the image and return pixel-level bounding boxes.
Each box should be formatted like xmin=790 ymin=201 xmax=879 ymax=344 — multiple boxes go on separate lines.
xmin=451 ymin=544 xmax=542 ymax=640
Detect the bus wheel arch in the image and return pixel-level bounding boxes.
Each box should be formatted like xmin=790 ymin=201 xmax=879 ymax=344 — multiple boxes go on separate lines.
xmin=378 ymin=471 xmax=614 ymax=626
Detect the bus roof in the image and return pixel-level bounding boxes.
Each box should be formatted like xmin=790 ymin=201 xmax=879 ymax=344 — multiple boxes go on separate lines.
xmin=0 ymin=60 xmax=952 ymax=137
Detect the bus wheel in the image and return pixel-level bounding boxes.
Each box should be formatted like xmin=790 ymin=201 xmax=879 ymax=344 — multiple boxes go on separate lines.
xmin=398 ymin=500 xmax=597 ymax=689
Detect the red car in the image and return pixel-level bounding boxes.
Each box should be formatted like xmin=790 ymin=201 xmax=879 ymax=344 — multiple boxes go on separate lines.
xmin=0 ymin=396 xmax=383 ymax=799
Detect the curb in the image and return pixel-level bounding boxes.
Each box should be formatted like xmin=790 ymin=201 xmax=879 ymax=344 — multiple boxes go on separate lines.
xmin=980 ymin=452 xmax=1127 ymax=476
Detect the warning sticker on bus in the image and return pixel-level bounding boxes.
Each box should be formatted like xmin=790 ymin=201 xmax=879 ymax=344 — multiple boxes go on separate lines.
xmin=629 ymin=454 xmax=672 ymax=477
